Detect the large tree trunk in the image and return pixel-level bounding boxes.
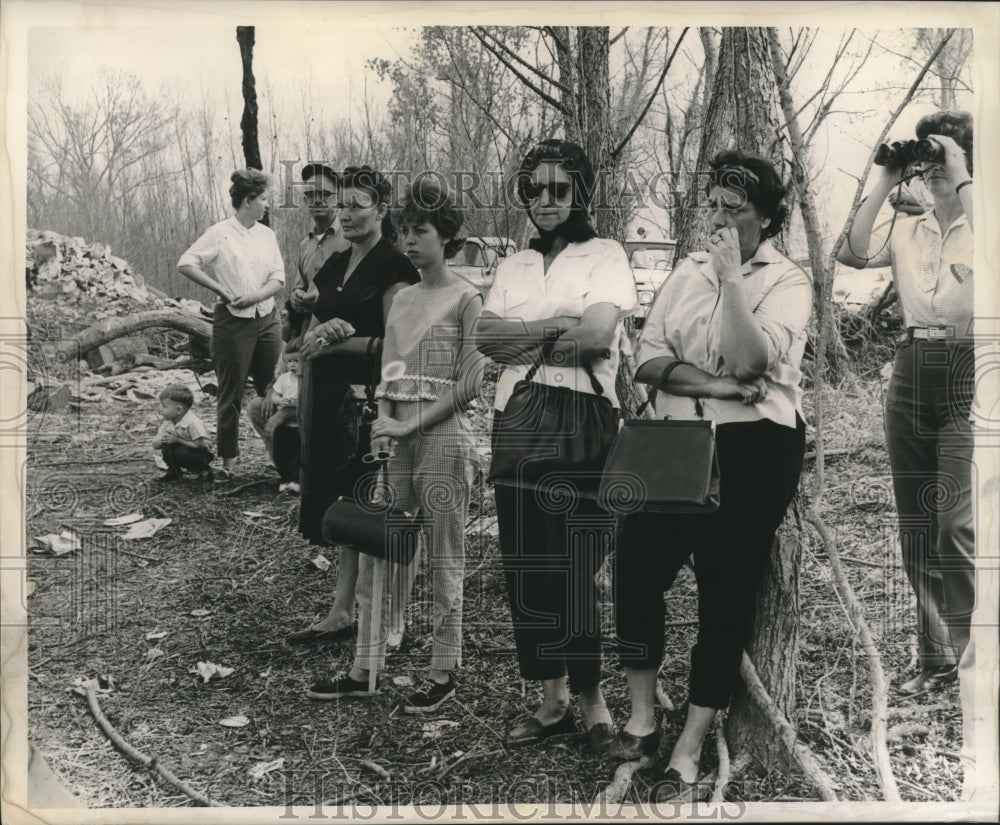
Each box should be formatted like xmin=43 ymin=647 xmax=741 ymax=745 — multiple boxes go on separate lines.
xmin=55 ymin=309 xmax=211 ymax=362
xmin=673 ymin=27 xmax=782 ymax=261
xmin=670 ymin=27 xmax=803 ymax=774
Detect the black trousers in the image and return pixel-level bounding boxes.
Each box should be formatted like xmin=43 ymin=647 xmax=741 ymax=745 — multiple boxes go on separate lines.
xmin=210 ymin=305 xmax=282 ymax=459
xmin=161 ymin=442 xmax=214 ymax=473
xmin=615 ymin=416 xmax=805 ymax=709
xmin=492 ymin=413 xmax=615 ymax=693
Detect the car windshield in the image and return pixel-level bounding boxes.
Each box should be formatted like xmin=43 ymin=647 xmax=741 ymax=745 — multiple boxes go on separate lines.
xmin=460 ymin=242 xmax=486 ymax=267
xmin=628 ymin=245 xmax=674 ymax=270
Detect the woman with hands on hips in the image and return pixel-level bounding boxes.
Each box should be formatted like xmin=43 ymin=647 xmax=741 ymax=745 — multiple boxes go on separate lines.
xmin=177 ymin=169 xmax=285 ymax=482
xmin=610 ymin=151 xmax=812 ymax=803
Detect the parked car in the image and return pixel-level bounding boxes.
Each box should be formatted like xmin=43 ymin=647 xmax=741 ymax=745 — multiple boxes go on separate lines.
xmin=449 ymin=236 xmax=518 ymax=296
xmin=626 ymin=239 xmax=676 ymax=328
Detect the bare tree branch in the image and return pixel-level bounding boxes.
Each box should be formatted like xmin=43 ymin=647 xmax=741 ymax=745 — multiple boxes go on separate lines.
xmin=471 ymin=27 xmax=570 ymax=95
xmin=470 ymin=28 xmax=566 ymax=113
xmin=609 ymin=26 xmax=629 ymax=46
xmin=611 ymin=27 xmax=689 ymax=159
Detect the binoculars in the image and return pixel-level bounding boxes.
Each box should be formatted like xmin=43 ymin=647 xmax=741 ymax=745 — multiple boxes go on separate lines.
xmin=874 ymin=138 xmax=944 ymax=168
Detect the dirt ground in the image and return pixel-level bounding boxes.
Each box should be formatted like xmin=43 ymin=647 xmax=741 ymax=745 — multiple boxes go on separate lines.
xmin=23 ymin=362 xmax=966 ymax=809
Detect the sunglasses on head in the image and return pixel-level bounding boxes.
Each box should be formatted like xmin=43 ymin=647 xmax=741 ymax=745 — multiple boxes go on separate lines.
xmin=522 ymin=181 xmax=572 ymax=201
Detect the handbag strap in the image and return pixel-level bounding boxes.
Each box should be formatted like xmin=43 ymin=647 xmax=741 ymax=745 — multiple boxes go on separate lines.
xmin=636 ymin=359 xmax=688 ymax=417
xmin=524 ymin=343 xmax=605 ymax=396
xmin=364 ymin=335 xmax=382 ymax=404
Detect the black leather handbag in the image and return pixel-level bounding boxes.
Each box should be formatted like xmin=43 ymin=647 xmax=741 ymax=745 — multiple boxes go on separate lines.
xmin=321 ymin=497 xmax=425 ymax=564
xmin=488 ymin=351 xmax=618 ymax=498
xmin=597 ymin=362 xmax=720 ymax=514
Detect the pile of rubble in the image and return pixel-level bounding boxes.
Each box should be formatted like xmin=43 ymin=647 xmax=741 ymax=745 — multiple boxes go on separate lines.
xmin=25 ymin=230 xmax=215 ymax=411
xmin=26 ymin=229 xmax=167 ymax=332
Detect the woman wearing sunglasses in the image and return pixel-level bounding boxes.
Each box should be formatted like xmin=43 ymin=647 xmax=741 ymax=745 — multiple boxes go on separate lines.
xmin=474 ymin=139 xmax=636 ymax=752
xmin=309 ymin=178 xmax=484 ymax=710
xmin=289 ymin=165 xmax=420 ymax=648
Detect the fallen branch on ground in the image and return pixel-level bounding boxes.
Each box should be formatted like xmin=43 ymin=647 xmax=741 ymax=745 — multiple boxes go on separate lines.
xmin=73 ymin=678 xmax=226 ymax=807
xmin=55 ymin=309 xmax=211 ymax=362
xmin=712 ymin=715 xmax=731 ymax=803
xmin=739 ymin=653 xmax=841 ymax=801
xmin=593 ymin=755 xmax=656 ymax=805
xmin=806 ymin=508 xmax=901 ymax=802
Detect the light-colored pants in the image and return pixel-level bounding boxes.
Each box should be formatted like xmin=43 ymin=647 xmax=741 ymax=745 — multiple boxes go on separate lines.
xmin=354 ymin=404 xmax=476 ymax=674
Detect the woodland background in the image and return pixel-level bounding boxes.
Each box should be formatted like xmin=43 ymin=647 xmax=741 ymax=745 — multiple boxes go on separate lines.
xmin=10 ymin=10 xmax=999 ymax=815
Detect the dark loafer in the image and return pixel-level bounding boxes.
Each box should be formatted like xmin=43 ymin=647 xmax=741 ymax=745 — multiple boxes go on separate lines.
xmin=286 ymin=622 xmax=357 ymax=644
xmin=507 ymin=708 xmax=576 ymax=746
xmin=649 ymin=767 xmax=712 ymax=804
xmin=605 ymin=728 xmax=661 ymax=761
xmin=588 ymin=722 xmax=617 ymax=753
xmin=898 ymin=664 xmax=958 ymax=696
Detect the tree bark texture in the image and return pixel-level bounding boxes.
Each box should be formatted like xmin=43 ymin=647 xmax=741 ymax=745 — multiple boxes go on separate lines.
xmin=56 ymin=309 xmax=211 ymax=362
xmin=671 ymin=27 xmax=803 ymax=776
xmin=673 ymin=27 xmax=783 ymax=263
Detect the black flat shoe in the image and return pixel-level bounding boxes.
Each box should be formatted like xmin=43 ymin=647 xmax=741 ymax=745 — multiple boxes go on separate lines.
xmin=605 ymin=728 xmax=661 ymax=760
xmin=898 ymin=664 xmax=958 ymax=696
xmin=587 ymin=722 xmax=617 ymax=753
xmin=648 ymin=767 xmax=712 ymax=804
xmin=286 ymin=622 xmax=357 ymax=644
xmin=507 ymin=708 xmax=577 ymax=746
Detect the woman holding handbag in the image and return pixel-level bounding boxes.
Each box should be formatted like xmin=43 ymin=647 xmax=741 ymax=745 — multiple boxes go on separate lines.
xmin=289 ymin=165 xmax=420 ymax=646
xmin=474 ymin=140 xmax=636 ymax=751
xmin=610 ymin=151 xmax=812 ymax=802
xmin=307 ymin=179 xmax=484 ymax=710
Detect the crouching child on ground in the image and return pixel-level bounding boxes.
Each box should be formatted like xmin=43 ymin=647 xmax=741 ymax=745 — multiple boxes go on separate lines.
xmin=151 ymin=384 xmax=214 ymax=481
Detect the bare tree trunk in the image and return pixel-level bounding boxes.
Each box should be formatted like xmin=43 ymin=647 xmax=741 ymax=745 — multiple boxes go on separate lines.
xmin=551 ymin=27 xmax=578 ymax=140
xmin=236 ymin=28 xmax=270 ymax=219
xmin=668 ymin=27 xmax=804 ymax=776
xmin=674 ymin=27 xmax=781 ymax=261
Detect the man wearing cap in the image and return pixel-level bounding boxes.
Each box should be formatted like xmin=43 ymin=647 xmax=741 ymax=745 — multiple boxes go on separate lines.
xmin=286 ymin=163 xmax=350 ymax=347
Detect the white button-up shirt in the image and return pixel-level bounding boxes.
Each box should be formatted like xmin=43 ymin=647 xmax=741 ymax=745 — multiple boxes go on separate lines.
xmin=637 ymin=241 xmax=812 ymax=428
xmin=482 ymin=237 xmax=637 ymax=410
xmin=866 ymin=212 xmax=973 ymax=332
xmin=178 ymin=217 xmax=285 ymax=318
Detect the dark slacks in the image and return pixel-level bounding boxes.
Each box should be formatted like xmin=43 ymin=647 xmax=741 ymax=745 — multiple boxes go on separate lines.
xmin=161 ymin=442 xmax=214 ymax=473
xmin=492 ymin=412 xmax=615 ymax=694
xmin=615 ymin=416 xmax=805 ymax=710
xmin=211 ymin=305 xmax=282 ymax=459
xmin=885 ymin=339 xmax=975 ymax=668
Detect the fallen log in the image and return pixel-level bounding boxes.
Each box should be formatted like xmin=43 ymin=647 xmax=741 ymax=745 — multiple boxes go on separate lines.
xmin=55 ymin=309 xmax=211 ymax=362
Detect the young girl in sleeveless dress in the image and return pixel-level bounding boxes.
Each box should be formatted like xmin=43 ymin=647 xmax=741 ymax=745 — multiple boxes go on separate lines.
xmin=307 ymin=179 xmax=484 ymax=712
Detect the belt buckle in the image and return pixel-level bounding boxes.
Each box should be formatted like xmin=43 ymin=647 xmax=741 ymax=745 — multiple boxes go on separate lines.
xmin=927 ymin=326 xmax=949 ymax=340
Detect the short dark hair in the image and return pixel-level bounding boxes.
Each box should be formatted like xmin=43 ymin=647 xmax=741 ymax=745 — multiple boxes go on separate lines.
xmin=707 ymin=151 xmax=788 ymax=241
xmin=159 ymin=383 xmax=194 ymax=410
xmin=400 ymin=177 xmax=466 ymax=258
xmin=341 ymin=165 xmax=397 ymax=243
xmin=516 ymin=139 xmax=598 ymax=251
xmin=302 ymin=163 xmax=338 ymax=183
xmin=229 ymin=169 xmax=271 ymax=209
xmin=916 ymin=109 xmax=973 ymax=174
